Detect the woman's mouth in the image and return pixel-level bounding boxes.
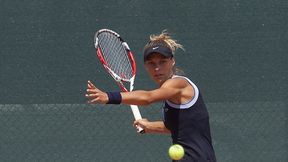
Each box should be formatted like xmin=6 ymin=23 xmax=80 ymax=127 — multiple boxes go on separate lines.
xmin=154 ymin=74 xmax=164 ymax=78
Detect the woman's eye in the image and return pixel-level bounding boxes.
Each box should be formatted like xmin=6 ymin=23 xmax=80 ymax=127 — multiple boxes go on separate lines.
xmin=146 ymin=62 xmax=155 ymax=66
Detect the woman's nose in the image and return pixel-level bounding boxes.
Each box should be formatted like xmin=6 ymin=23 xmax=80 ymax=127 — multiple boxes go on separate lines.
xmin=154 ymin=64 xmax=160 ymax=71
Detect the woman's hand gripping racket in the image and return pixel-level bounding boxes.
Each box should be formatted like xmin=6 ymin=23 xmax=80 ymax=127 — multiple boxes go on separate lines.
xmin=94 ymin=29 xmax=145 ymax=134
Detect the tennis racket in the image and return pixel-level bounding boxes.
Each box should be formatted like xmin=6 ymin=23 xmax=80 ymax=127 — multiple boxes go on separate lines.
xmin=94 ymin=29 xmax=144 ymax=134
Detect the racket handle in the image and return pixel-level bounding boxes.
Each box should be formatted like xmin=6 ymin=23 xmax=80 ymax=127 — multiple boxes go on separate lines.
xmin=130 ymin=105 xmax=145 ymax=134
xmin=136 ymin=126 xmax=145 ymax=134
xmin=130 ymin=105 xmax=142 ymax=119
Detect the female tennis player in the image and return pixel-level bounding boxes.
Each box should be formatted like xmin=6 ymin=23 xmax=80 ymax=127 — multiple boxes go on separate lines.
xmin=86 ymin=30 xmax=216 ymax=162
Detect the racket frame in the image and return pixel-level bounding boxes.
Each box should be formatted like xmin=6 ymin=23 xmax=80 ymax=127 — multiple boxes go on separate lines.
xmin=94 ymin=29 xmax=144 ymax=133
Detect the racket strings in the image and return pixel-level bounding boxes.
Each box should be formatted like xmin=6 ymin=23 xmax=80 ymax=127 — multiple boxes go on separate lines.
xmin=101 ymin=34 xmax=131 ymax=75
xmin=98 ymin=32 xmax=134 ymax=80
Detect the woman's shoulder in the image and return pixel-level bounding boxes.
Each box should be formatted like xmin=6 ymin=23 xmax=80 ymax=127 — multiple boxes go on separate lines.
xmin=169 ymin=75 xmax=198 ymax=90
xmin=163 ymin=75 xmax=191 ymax=88
xmin=171 ymin=75 xmax=192 ymax=83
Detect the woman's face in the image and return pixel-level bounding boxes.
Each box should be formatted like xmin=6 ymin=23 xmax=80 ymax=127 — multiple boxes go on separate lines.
xmin=144 ymin=53 xmax=175 ymax=85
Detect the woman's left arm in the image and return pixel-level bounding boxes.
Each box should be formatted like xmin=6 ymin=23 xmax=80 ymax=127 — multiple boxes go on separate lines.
xmin=133 ymin=119 xmax=170 ymax=134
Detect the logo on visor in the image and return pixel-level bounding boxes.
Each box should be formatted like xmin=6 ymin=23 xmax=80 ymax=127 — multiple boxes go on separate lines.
xmin=152 ymin=46 xmax=159 ymax=50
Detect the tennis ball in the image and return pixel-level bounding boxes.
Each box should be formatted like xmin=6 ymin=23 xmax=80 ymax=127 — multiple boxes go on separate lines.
xmin=168 ymin=144 xmax=184 ymax=160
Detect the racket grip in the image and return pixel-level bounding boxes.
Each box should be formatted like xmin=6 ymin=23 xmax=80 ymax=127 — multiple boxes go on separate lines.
xmin=136 ymin=125 xmax=145 ymax=134
xmin=130 ymin=105 xmax=145 ymax=134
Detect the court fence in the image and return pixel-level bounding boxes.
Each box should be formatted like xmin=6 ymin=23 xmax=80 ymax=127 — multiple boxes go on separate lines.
xmin=0 ymin=102 xmax=286 ymax=162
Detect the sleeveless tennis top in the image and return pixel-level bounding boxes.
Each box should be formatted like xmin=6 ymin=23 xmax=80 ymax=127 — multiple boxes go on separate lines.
xmin=163 ymin=75 xmax=216 ymax=162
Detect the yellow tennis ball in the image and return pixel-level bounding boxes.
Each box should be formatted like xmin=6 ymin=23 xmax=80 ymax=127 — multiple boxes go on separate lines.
xmin=168 ymin=144 xmax=184 ymax=160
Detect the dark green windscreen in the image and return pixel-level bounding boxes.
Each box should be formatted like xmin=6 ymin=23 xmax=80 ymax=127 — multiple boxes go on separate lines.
xmin=0 ymin=0 xmax=287 ymax=161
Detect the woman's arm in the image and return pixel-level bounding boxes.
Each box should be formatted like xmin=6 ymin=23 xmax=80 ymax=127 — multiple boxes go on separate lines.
xmin=86 ymin=78 xmax=190 ymax=105
xmin=133 ymin=119 xmax=170 ymax=134
xmin=120 ymin=87 xmax=179 ymax=105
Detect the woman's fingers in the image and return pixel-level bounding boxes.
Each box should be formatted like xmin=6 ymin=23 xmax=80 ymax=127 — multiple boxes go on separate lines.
xmin=87 ymin=97 xmax=100 ymax=104
xmin=87 ymin=80 xmax=96 ymax=88
xmin=85 ymin=93 xmax=98 ymax=98
xmin=86 ymin=87 xmax=103 ymax=95
xmin=86 ymin=80 xmax=108 ymax=104
xmin=88 ymin=96 xmax=108 ymax=104
xmin=133 ymin=120 xmax=139 ymax=127
xmin=133 ymin=119 xmax=147 ymax=127
xmin=86 ymin=88 xmax=96 ymax=93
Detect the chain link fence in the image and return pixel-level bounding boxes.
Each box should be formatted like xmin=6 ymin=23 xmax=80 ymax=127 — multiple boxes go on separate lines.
xmin=0 ymin=102 xmax=286 ymax=162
